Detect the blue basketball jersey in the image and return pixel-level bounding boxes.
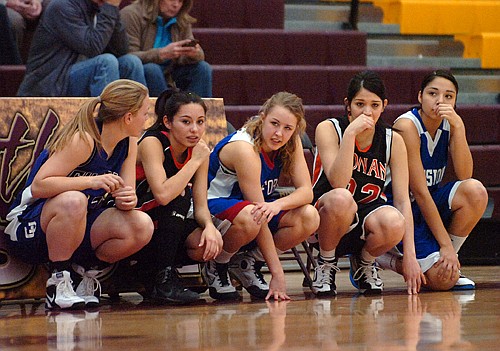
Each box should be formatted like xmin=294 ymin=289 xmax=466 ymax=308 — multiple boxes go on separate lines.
xmin=207 ymin=129 xmax=282 ymax=215
xmin=5 ymin=136 xmax=130 ymax=240
xmin=402 ymin=108 xmax=450 ymax=192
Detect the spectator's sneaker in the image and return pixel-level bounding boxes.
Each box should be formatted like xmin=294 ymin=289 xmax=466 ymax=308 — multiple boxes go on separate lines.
xmin=311 ymin=259 xmax=340 ymax=296
xmin=73 ymin=265 xmax=102 ymax=308
xmin=45 ymin=271 xmax=85 ymax=310
xmin=202 ymin=261 xmax=240 ymax=301
xmin=452 ymin=274 xmax=475 ymax=291
xmin=151 ymin=266 xmax=200 ymax=304
xmin=349 ymin=254 xmax=383 ymax=294
xmin=229 ymin=252 xmax=269 ymax=299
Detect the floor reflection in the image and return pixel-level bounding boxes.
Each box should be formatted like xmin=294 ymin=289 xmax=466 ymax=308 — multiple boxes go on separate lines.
xmin=46 ymin=311 xmax=102 ymax=351
xmin=1 ymin=268 xmax=498 ymax=351
xmin=43 ymin=291 xmax=477 ymax=350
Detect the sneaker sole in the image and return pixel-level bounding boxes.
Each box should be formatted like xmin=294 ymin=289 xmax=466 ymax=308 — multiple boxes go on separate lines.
xmin=245 ymin=285 xmax=269 ymax=299
xmin=451 ymin=284 xmax=475 ymax=291
xmin=313 ymin=289 xmax=337 ymax=297
xmin=45 ymin=301 xmax=86 ymax=310
xmin=207 ymin=287 xmax=241 ymax=301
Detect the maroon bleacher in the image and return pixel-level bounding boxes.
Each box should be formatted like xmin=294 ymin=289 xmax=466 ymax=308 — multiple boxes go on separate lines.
xmin=213 ymin=65 xmax=431 ymax=106
xmin=0 ymin=65 xmax=25 ymax=97
xmin=191 ymin=0 xmax=284 ymax=29
xmin=192 ymin=29 xmax=367 ymax=66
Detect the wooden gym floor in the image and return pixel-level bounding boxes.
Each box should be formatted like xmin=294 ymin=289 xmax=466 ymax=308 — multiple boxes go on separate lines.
xmin=0 ymin=265 xmax=499 ymax=350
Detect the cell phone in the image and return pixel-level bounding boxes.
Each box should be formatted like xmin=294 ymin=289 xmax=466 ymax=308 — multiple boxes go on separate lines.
xmin=182 ymin=39 xmax=199 ymax=47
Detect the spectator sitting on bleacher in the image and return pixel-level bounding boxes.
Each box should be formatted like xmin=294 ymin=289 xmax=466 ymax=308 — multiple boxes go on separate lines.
xmin=17 ymin=0 xmax=146 ymax=97
xmin=1 ymin=0 xmax=44 ymax=61
xmin=120 ymin=0 xmax=212 ymax=97
xmin=377 ymin=70 xmax=488 ymax=291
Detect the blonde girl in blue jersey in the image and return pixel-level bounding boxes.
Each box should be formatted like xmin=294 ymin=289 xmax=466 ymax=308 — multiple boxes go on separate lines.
xmin=378 ymin=70 xmax=488 ymax=290
xmin=205 ymin=92 xmax=320 ymax=301
xmin=5 ymin=80 xmax=154 ymax=310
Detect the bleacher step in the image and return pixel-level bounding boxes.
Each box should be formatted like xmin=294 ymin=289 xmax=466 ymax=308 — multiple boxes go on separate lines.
xmin=285 ymin=20 xmax=400 ymax=34
xmin=367 ymin=56 xmax=482 ymax=69
xmin=285 ymin=3 xmax=383 ymax=23
xmin=368 ymin=38 xmax=464 ymax=57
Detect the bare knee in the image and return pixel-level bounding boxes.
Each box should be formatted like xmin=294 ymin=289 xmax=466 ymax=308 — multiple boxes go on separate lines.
xmin=230 ymin=208 xmax=261 ymax=242
xmin=460 ymin=179 xmax=488 ymax=210
xmin=293 ymin=204 xmax=320 ymax=236
xmin=127 ymin=211 xmax=154 ymax=248
xmin=319 ymin=189 xmax=356 ymax=221
xmin=45 ymin=191 xmax=87 ymax=222
xmin=380 ymin=210 xmax=405 ymax=246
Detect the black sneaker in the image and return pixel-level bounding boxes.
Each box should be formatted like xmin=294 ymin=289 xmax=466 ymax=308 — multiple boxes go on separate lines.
xmin=151 ymin=267 xmax=200 ymax=304
xmin=202 ymin=261 xmax=241 ymax=301
xmin=311 ymin=258 xmax=339 ymax=296
xmin=349 ymin=254 xmax=383 ymax=294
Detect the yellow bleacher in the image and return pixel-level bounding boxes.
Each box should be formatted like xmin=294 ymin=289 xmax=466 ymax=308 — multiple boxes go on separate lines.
xmin=371 ymin=0 xmax=500 ymax=68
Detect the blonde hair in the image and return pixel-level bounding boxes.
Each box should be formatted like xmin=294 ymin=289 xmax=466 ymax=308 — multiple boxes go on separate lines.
xmin=46 ymin=79 xmax=148 ymax=155
xmin=243 ymin=91 xmax=306 ymax=178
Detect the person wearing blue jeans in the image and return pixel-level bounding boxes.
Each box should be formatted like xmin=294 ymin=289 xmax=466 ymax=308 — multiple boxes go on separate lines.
xmin=68 ymin=53 xmax=145 ymax=97
xmin=121 ymin=0 xmax=212 ymax=97
xmin=143 ymin=61 xmax=212 ymax=98
xmin=18 ymin=0 xmax=146 ymax=97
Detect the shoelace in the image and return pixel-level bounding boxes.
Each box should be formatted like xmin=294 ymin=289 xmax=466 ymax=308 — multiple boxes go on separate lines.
xmin=58 ymin=277 xmax=78 ymax=298
xmin=353 ymin=264 xmax=381 ymax=284
xmin=316 ymin=262 xmax=340 ymax=285
xmin=252 ymin=261 xmax=267 ymax=285
xmin=215 ymin=263 xmax=231 ymax=287
xmin=80 ymin=271 xmax=101 ymax=296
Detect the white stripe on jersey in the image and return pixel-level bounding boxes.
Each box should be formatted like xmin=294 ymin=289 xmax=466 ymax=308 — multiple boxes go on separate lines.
xmin=395 ymin=110 xmax=450 ymax=157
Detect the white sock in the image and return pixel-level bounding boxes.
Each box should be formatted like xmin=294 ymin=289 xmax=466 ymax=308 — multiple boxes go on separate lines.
xmin=361 ymin=248 xmax=376 ymax=264
xmin=215 ymin=249 xmax=236 ymax=264
xmin=319 ymin=248 xmax=336 ymax=262
xmin=449 ymin=234 xmax=467 ymax=253
xmin=376 ymin=252 xmax=399 ymax=272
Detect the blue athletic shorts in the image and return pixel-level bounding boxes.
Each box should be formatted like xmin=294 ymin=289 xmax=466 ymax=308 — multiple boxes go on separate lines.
xmin=397 ymin=181 xmax=460 ymax=259
xmin=8 ymin=198 xmax=109 ymax=266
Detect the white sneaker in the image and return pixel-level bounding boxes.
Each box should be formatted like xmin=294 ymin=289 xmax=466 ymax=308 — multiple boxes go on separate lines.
xmin=349 ymin=255 xmax=383 ymax=294
xmin=45 ymin=271 xmax=85 ymax=310
xmin=229 ymin=252 xmax=269 ymax=299
xmin=311 ymin=259 xmax=340 ymax=296
xmin=73 ymin=264 xmax=102 ymax=308
xmin=452 ymin=274 xmax=475 ymax=291
xmin=202 ymin=260 xmax=240 ymax=301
